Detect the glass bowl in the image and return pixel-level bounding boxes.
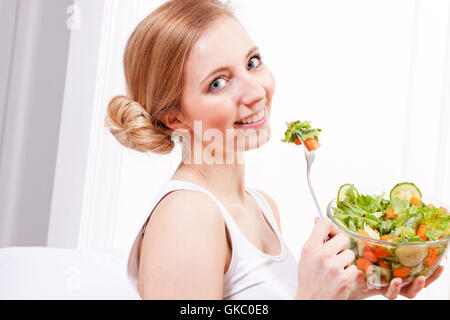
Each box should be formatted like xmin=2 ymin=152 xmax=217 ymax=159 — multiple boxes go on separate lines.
xmin=326 ymin=189 xmax=450 ymax=288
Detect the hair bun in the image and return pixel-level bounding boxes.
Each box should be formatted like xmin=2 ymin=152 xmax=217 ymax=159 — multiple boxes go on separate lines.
xmin=105 ymin=95 xmax=174 ymax=154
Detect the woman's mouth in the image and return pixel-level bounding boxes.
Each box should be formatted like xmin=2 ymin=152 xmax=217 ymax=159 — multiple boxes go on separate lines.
xmin=233 ymin=108 xmax=267 ymax=129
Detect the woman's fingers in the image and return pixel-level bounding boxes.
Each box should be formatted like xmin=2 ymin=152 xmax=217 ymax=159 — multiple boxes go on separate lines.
xmin=383 ymin=266 xmax=444 ymax=300
xmin=400 ymin=276 xmax=426 ymax=299
xmin=309 ymin=218 xmax=340 ymax=246
xmin=323 ymin=233 xmax=350 ymax=256
xmin=386 ymin=266 xmax=444 ymax=299
xmin=336 ymin=249 xmax=356 ymax=268
xmin=424 ymin=265 xmax=444 ymax=288
xmin=383 ymin=278 xmax=402 ymax=300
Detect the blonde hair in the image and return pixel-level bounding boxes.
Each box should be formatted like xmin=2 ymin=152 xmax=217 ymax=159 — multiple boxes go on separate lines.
xmin=105 ymin=0 xmax=234 ymax=154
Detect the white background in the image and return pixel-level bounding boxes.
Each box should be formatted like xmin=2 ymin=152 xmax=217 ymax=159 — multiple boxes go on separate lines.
xmin=42 ymin=0 xmax=450 ymax=299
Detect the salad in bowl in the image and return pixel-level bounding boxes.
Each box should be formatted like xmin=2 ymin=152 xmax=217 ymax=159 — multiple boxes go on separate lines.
xmin=327 ymin=182 xmax=450 ymax=288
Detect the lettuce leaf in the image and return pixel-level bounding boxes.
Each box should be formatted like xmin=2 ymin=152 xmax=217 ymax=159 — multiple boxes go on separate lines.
xmin=332 ymin=185 xmax=450 ymax=241
xmin=281 ymin=120 xmax=322 ymax=144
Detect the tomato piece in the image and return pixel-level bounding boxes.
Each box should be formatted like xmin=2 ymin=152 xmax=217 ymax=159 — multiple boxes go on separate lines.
xmin=374 ymin=246 xmax=391 ymax=258
xmin=304 ymin=138 xmax=321 ymax=151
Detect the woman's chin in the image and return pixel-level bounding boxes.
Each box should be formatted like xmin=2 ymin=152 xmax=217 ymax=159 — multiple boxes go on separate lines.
xmin=240 ymin=127 xmax=271 ymax=152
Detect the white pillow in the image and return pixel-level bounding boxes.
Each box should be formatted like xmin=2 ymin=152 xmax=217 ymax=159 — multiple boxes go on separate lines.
xmin=0 ymin=247 xmax=139 ymax=300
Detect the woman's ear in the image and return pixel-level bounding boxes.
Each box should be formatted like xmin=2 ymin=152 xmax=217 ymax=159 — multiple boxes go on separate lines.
xmin=160 ymin=109 xmax=187 ymax=131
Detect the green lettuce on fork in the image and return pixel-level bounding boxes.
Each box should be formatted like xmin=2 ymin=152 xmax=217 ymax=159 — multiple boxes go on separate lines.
xmin=281 ymin=120 xmax=322 ymax=151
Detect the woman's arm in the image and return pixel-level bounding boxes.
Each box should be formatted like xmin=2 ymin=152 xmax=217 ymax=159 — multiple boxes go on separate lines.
xmin=138 ymin=190 xmax=229 ymax=300
xmin=256 ymin=190 xmax=358 ymax=299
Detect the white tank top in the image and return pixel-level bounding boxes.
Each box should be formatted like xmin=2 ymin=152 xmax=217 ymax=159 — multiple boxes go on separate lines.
xmin=127 ymin=179 xmax=298 ymax=300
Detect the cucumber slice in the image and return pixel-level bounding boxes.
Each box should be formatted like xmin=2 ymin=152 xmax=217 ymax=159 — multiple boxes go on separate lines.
xmin=390 ymin=182 xmax=422 ymax=202
xmin=380 ymin=266 xmax=391 ymax=282
xmin=391 ymin=262 xmax=402 ymax=270
xmin=395 ymin=246 xmax=428 ymax=267
xmin=409 ymin=263 xmax=424 ymax=276
xmin=337 ymin=184 xmax=357 ymax=202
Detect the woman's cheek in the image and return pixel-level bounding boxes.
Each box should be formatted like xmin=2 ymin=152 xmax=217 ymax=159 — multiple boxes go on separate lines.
xmin=262 ymin=68 xmax=276 ymax=105
xmin=204 ymin=103 xmax=234 ymax=131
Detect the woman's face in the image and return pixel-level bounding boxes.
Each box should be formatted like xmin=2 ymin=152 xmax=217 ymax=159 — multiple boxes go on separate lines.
xmin=179 ymin=16 xmax=275 ymax=157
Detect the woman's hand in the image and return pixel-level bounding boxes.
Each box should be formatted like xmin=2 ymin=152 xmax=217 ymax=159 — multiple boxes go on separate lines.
xmin=295 ymin=218 xmax=358 ymax=300
xmin=348 ymin=265 xmax=445 ymax=300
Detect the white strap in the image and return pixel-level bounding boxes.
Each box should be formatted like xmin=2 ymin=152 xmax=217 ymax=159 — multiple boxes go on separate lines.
xmin=246 ymin=188 xmax=281 ymax=237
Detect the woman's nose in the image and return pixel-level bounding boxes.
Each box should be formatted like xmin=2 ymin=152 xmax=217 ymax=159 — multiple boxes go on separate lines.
xmin=238 ymin=77 xmax=266 ymax=107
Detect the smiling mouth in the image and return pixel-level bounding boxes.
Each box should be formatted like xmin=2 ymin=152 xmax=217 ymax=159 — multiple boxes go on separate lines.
xmin=234 ymin=108 xmax=266 ymax=125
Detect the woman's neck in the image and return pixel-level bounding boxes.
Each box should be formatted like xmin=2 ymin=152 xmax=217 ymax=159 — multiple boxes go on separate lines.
xmin=173 ymin=161 xmax=247 ymax=203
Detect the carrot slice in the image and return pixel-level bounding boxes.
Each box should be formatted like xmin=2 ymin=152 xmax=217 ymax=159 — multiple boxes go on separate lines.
xmin=356 ymin=258 xmax=372 ymax=271
xmin=393 ymin=266 xmax=411 ymax=278
xmin=358 ymin=230 xmax=371 ymax=238
xmin=435 ymin=211 xmax=443 ymax=220
xmin=428 ymin=248 xmax=438 ymax=259
xmin=424 ymin=256 xmax=438 ymax=268
xmin=410 ymin=197 xmax=421 ymax=206
xmin=416 ymin=224 xmax=427 ymax=240
xmin=294 ymin=138 xmax=302 ymax=145
xmin=304 ymin=138 xmax=321 ymax=151
xmin=385 ymin=209 xmax=397 ymax=219
xmin=378 ymin=260 xmax=389 ymax=269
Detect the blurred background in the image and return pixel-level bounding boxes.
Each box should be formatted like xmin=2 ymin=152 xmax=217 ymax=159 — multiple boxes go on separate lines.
xmin=0 ymin=0 xmax=449 ymax=299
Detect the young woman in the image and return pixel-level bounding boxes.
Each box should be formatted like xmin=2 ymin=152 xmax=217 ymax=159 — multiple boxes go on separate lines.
xmin=105 ymin=0 xmax=443 ymax=300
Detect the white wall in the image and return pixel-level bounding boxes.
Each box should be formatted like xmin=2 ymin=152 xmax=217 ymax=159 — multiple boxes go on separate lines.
xmin=0 ymin=0 xmax=73 ymax=247
xmin=48 ymin=0 xmax=450 ymax=298
xmin=0 ymin=0 xmax=18 ymax=148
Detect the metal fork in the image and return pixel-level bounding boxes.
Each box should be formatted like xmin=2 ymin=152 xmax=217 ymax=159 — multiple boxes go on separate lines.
xmin=301 ymin=137 xmax=324 ymax=219
xmin=286 ymin=122 xmax=323 ymax=218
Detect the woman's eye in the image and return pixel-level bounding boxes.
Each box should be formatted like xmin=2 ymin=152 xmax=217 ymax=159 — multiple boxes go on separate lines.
xmin=209 ymin=78 xmax=227 ymax=92
xmin=248 ymin=55 xmax=262 ymax=70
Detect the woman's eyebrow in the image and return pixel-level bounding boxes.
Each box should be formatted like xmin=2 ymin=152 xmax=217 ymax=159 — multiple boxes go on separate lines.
xmin=200 ymin=46 xmax=260 ymax=86
xmin=246 ymin=46 xmax=259 ymax=59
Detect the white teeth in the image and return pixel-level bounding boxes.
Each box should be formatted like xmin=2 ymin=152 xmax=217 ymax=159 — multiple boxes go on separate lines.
xmin=236 ymin=109 xmax=265 ymax=124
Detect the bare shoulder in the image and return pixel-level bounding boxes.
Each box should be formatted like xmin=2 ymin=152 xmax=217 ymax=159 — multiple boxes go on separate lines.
xmin=138 ymin=189 xmax=228 ymax=299
xmin=152 ymin=189 xmax=225 ymax=226
xmin=254 ymin=189 xmax=282 ymax=233
xmin=144 ymin=189 xmax=227 ymax=246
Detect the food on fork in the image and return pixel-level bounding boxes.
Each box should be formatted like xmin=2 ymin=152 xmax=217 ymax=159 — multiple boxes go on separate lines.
xmin=281 ymin=120 xmax=322 ymax=151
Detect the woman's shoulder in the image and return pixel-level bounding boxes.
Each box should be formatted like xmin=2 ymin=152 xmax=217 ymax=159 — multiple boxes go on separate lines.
xmin=140 ymin=188 xmax=229 ymax=265
xmin=151 ymin=189 xmax=225 ymax=228
xmin=138 ymin=189 xmax=229 ymax=299
xmin=253 ymin=189 xmax=282 ymax=232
